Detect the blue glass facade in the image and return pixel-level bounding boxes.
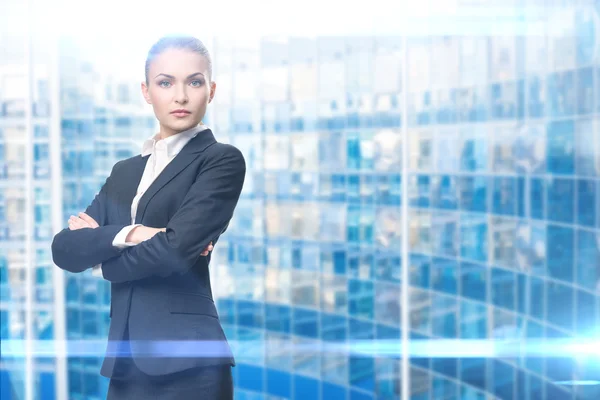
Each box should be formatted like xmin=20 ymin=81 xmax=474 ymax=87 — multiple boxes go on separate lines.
xmin=1 ymin=4 xmax=600 ymax=400
xmin=206 ymin=25 xmax=599 ymax=400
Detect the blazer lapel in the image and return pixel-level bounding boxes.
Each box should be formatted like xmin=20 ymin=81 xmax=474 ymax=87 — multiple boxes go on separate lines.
xmin=116 ymin=155 xmax=148 ymax=225
xmin=134 ymin=128 xmax=218 ymax=224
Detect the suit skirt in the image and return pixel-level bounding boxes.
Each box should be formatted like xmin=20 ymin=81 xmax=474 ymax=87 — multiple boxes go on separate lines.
xmin=106 ymin=324 xmax=233 ymax=400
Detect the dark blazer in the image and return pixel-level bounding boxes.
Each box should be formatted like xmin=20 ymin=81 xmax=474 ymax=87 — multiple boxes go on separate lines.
xmin=51 ymin=129 xmax=245 ymax=378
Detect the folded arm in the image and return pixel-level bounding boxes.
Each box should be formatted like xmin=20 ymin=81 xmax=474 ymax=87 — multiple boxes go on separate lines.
xmin=101 ymin=146 xmax=246 ymax=283
xmin=51 ymin=161 xmax=129 ymax=273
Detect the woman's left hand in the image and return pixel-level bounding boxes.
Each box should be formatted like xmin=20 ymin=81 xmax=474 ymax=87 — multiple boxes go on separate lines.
xmin=68 ymin=212 xmax=99 ymax=230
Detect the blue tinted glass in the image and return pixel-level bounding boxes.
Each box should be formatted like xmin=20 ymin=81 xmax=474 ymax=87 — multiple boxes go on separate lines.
xmin=417 ymin=91 xmax=432 ymax=125
xmin=351 ymin=389 xmax=374 ymax=400
xmin=547 ymin=178 xmax=574 ymax=223
xmin=460 ymin=358 xmax=487 ymax=391
xmin=322 ymin=382 xmax=347 ymax=400
xmin=577 ymin=68 xmax=594 ymax=114
xmin=548 ymin=71 xmax=575 ymax=117
xmin=237 ymin=300 xmax=264 ymax=329
xmin=461 ymin=385 xmax=486 ymax=400
xmin=411 ymin=175 xmax=431 ymax=208
xmin=516 ymin=177 xmax=526 ymax=218
xmin=347 ymin=206 xmax=360 ymax=243
xmin=528 ymin=375 xmax=544 ymax=398
xmin=460 ymin=214 xmax=488 ymax=262
xmin=576 ymin=229 xmax=600 ymax=291
xmin=77 ymin=120 xmax=93 ymax=137
xmin=529 ymin=278 xmax=545 ymax=320
xmin=391 ymin=174 xmax=401 ymax=205
xmin=81 ymin=311 xmax=97 ymax=336
xmin=267 ymin=369 xmax=290 ymax=398
xmin=237 ymin=364 xmax=264 ymax=392
xmin=516 ymin=370 xmax=527 ymax=400
xmin=361 ymin=175 xmax=375 ymax=204
xmin=375 ymin=358 xmax=399 ymax=399
xmin=410 ymin=254 xmax=430 ymax=289
xmin=432 ymin=257 xmax=458 ymax=295
xmin=348 ymin=279 xmax=374 ymax=319
xmin=292 ymin=247 xmax=302 ymax=269
xmin=333 ymin=250 xmax=346 ymax=275
xmin=547 ymin=120 xmax=575 ymax=174
xmin=347 ymin=136 xmax=360 ymax=169
xmin=458 ymin=176 xmax=487 ymax=212
xmin=83 ymin=373 xmax=98 ymax=397
xmin=348 ymin=174 xmax=360 ymax=201
xmin=350 ymin=356 xmax=374 ymax=391
xmin=38 ymin=371 xmax=56 ymax=400
xmin=546 ymin=282 xmax=574 ymax=330
xmin=432 ymin=215 xmax=458 ymax=257
xmin=576 ymin=290 xmax=597 ymax=334
xmin=432 ymin=175 xmax=458 ymax=210
xmin=597 ymin=66 xmax=600 ymax=113
xmin=546 ymin=381 xmax=571 ymax=400
xmin=472 ymin=86 xmax=488 ymax=122
xmin=265 ymin=304 xmax=290 ymax=333
xmin=547 ymin=225 xmax=574 ymax=282
xmin=321 ymin=313 xmax=347 ymax=341
xmin=460 ymin=301 xmax=487 ymax=339
xmin=492 ymin=268 xmax=515 ymax=310
xmin=293 ymin=308 xmax=318 ymax=338
xmin=217 ymin=299 xmax=236 ymax=325
xmin=433 ymin=357 xmax=457 ymax=379
xmin=374 ymin=251 xmax=400 ymax=283
xmin=460 ymin=136 xmax=487 ymax=171
xmin=460 ymin=262 xmax=487 ymax=301
xmin=68 ymin=370 xmax=81 ymax=395
xmin=528 ymin=76 xmax=546 ymax=118
xmin=493 ymin=177 xmax=517 ymax=216
xmin=433 ymin=377 xmax=457 ymax=398
xmin=577 ymin=179 xmax=597 ymax=227
xmin=516 ymin=273 xmax=527 ymax=314
xmin=349 ymin=318 xmax=374 ymax=340
xmin=493 ymin=361 xmax=514 ymax=399
xmin=376 ymin=324 xmax=400 ymax=340
xmin=530 ymin=178 xmax=546 ymax=220
xmin=432 ymin=294 xmax=457 ymax=338
xmin=576 ymin=9 xmax=597 ymax=65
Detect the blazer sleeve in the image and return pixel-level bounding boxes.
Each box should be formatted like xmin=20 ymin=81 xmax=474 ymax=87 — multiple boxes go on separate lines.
xmin=52 ymin=161 xmax=130 ymax=273
xmin=100 ymin=145 xmax=246 ymax=283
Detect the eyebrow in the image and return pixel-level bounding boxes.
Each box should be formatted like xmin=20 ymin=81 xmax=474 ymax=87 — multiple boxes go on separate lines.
xmin=154 ymin=72 xmax=205 ymax=79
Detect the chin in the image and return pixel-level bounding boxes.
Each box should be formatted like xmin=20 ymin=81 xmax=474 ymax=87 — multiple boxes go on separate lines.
xmin=165 ymin=120 xmax=199 ymax=132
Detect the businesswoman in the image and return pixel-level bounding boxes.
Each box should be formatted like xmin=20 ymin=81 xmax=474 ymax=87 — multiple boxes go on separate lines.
xmin=52 ymin=36 xmax=245 ymax=399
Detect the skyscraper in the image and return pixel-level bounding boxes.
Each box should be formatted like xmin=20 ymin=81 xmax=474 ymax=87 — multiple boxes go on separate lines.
xmin=1 ymin=3 xmax=599 ymax=400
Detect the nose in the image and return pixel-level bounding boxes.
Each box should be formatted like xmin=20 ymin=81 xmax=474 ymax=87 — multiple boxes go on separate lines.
xmin=174 ymin=84 xmax=188 ymax=104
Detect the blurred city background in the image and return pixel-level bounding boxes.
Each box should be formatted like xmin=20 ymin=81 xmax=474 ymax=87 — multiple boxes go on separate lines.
xmin=1 ymin=0 xmax=599 ymax=399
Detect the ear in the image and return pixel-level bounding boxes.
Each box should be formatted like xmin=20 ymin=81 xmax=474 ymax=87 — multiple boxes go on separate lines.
xmin=208 ymin=81 xmax=217 ymax=103
xmin=141 ymin=81 xmax=151 ymax=104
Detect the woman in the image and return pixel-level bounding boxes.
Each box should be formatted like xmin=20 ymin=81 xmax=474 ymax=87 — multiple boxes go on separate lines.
xmin=52 ymin=36 xmax=245 ymax=400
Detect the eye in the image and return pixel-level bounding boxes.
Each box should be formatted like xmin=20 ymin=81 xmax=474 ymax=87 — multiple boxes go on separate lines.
xmin=158 ymin=80 xmax=171 ymax=88
xmin=190 ymin=80 xmax=204 ymax=87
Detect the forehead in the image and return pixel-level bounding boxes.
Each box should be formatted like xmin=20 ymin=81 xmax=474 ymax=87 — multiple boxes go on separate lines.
xmin=149 ymin=48 xmax=209 ymax=76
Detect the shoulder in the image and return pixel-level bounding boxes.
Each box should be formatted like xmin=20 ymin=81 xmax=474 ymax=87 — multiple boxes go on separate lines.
xmin=205 ymin=142 xmax=246 ymax=167
xmin=112 ymin=156 xmax=132 ymax=169
xmin=109 ymin=154 xmax=143 ymax=174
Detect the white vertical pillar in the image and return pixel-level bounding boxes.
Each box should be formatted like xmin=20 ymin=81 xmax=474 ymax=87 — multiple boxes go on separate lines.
xmin=49 ymin=31 xmax=68 ymax=400
xmin=23 ymin=0 xmax=35 ymax=398
xmin=400 ymin=32 xmax=410 ymax=400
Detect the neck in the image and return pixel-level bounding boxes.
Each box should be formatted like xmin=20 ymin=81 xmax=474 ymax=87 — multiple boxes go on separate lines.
xmin=158 ymin=122 xmax=202 ymax=140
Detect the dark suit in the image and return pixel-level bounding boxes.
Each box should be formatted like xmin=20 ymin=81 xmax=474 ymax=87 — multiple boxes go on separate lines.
xmin=52 ymin=129 xmax=245 ymax=399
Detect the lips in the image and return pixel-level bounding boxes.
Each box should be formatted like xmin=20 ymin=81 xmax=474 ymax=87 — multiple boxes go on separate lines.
xmin=170 ymin=109 xmax=191 ymax=117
